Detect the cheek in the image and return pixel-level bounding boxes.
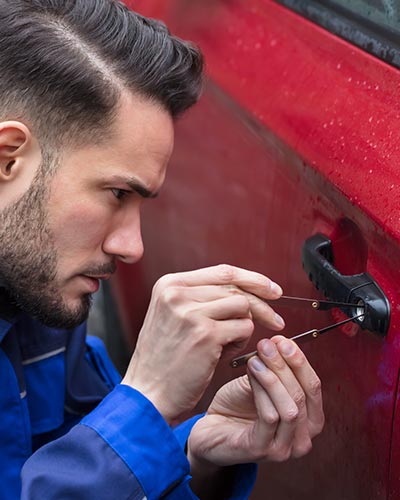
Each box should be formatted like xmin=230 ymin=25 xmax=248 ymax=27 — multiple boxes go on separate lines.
xmin=50 ymin=202 xmax=108 ymax=253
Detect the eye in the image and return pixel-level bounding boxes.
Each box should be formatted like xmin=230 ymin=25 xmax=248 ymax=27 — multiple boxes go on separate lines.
xmin=111 ymin=188 xmax=130 ymax=200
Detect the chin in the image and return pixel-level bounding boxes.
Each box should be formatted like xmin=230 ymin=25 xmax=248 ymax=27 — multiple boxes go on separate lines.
xmin=36 ymin=294 xmax=92 ymax=329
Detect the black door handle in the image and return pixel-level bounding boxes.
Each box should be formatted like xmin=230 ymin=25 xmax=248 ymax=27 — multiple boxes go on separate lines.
xmin=302 ymin=234 xmax=390 ymax=336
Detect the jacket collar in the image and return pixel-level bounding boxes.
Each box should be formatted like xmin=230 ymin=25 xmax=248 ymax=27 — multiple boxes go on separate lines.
xmin=0 ymin=272 xmax=22 ymax=326
xmin=0 ymin=286 xmax=20 ymax=326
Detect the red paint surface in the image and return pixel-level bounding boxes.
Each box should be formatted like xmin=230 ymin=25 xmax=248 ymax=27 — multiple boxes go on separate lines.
xmin=115 ymin=1 xmax=400 ymax=498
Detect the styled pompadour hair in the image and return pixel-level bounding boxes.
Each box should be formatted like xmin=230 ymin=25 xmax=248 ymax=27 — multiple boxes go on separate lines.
xmin=0 ymin=0 xmax=204 ymax=148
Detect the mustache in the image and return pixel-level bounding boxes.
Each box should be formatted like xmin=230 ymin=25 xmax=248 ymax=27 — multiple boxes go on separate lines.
xmin=82 ymin=261 xmax=117 ymax=277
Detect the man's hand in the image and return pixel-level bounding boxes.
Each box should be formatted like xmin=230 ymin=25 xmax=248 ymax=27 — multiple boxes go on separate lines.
xmin=121 ymin=265 xmax=285 ymax=423
xmin=187 ymin=336 xmax=324 ymax=473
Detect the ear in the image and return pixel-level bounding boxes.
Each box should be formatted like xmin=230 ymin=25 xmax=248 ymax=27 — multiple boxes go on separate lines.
xmin=0 ymin=121 xmax=42 ymax=208
xmin=0 ymin=121 xmax=40 ymax=182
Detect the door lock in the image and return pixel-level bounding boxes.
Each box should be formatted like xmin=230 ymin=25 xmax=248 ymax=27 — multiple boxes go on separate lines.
xmin=302 ymin=234 xmax=390 ymax=336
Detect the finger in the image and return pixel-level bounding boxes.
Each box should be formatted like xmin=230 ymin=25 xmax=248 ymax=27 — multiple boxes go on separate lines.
xmin=196 ymin=294 xmax=252 ymax=320
xmin=157 ymin=264 xmax=283 ymax=300
xmin=215 ymin=318 xmax=255 ymax=349
xmin=257 ymin=339 xmax=305 ymax=400
xmin=243 ymin=291 xmax=285 ymax=331
xmin=274 ymin=337 xmax=324 ymax=437
xmin=248 ymin=356 xmax=298 ymax=454
xmin=247 ymin=369 xmax=279 ymax=446
xmin=201 ymin=293 xmax=283 ymax=328
xmin=163 ymin=285 xmax=240 ymax=303
xmin=257 ymin=339 xmax=306 ymax=403
xmin=257 ymin=338 xmax=314 ymax=456
xmin=165 ymin=285 xmax=285 ymax=330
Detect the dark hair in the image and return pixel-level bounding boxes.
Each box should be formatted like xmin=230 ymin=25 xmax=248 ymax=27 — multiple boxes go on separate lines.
xmin=0 ymin=0 xmax=203 ymax=149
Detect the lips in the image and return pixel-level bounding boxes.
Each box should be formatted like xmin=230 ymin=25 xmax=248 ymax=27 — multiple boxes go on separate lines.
xmin=79 ymin=275 xmax=100 ymax=293
xmin=84 ymin=274 xmax=111 ymax=281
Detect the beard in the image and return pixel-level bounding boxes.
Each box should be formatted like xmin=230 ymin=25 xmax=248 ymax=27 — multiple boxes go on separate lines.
xmin=0 ymin=159 xmax=92 ymax=329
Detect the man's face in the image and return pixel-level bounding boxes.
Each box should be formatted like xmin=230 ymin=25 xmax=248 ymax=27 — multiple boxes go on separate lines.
xmin=0 ymin=92 xmax=173 ymax=327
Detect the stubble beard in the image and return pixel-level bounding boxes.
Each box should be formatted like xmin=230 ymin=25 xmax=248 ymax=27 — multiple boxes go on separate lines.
xmin=0 ymin=160 xmax=92 ymax=329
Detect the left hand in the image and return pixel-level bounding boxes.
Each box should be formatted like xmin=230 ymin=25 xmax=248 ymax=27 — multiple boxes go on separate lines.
xmin=187 ymin=336 xmax=324 ymax=470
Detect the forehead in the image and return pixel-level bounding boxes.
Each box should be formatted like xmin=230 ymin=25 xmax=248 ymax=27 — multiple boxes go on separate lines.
xmin=111 ymin=91 xmax=174 ymax=162
xmin=101 ymin=91 xmax=174 ymax=185
xmin=56 ymin=91 xmax=175 ymax=192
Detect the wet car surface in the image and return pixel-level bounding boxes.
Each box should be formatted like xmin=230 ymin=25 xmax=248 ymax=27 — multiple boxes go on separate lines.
xmin=107 ymin=2 xmax=400 ymax=498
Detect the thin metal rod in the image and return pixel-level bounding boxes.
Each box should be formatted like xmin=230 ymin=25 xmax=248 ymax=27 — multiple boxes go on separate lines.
xmin=290 ymin=329 xmax=319 ymax=341
xmin=230 ymin=313 xmax=364 ymax=368
xmin=318 ymin=313 xmax=364 ymax=334
xmin=279 ymin=295 xmax=365 ymax=309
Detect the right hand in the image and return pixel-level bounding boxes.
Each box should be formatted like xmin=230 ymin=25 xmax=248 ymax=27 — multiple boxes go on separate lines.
xmin=187 ymin=336 xmax=324 ymax=469
xmin=121 ymin=264 xmax=285 ymax=423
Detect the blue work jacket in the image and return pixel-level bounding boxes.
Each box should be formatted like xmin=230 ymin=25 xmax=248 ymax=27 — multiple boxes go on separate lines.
xmin=0 ymin=311 xmax=256 ymax=499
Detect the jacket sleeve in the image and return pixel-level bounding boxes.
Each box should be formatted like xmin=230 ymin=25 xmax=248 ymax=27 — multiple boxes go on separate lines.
xmin=21 ymin=384 xmax=257 ymax=500
xmin=21 ymin=384 xmax=196 ymax=500
xmin=173 ymin=415 xmax=258 ymax=500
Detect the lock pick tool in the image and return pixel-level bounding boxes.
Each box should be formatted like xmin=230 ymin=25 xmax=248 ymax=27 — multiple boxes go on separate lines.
xmin=275 ymin=295 xmax=365 ymax=310
xmin=230 ymin=295 xmax=365 ymax=368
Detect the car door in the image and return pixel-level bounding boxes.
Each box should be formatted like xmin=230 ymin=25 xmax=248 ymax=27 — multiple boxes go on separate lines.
xmin=114 ymin=1 xmax=400 ymax=498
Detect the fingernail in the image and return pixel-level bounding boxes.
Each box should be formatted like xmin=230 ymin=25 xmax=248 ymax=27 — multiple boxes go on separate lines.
xmin=275 ymin=313 xmax=285 ymax=328
xmin=249 ymin=357 xmax=266 ymax=371
xmin=270 ymin=281 xmax=283 ymax=296
xmin=279 ymin=339 xmax=296 ymax=356
xmin=261 ymin=339 xmax=276 ymax=358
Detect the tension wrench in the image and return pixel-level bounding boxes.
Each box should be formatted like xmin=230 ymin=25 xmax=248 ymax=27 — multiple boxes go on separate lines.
xmin=230 ymin=313 xmax=365 ymax=368
xmin=275 ymin=295 xmax=365 ymax=311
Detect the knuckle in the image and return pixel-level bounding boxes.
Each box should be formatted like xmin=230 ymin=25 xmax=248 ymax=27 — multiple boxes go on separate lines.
xmin=240 ymin=318 xmax=254 ymax=336
xmin=154 ymin=273 xmax=174 ymax=292
xmin=216 ymin=264 xmax=235 ymax=283
xmin=160 ymin=286 xmax=182 ymax=306
xmin=191 ymin=321 xmax=213 ymax=343
xmin=281 ymin=406 xmax=299 ymax=424
xmin=308 ymin=377 xmax=322 ymax=398
xmin=175 ymin=306 xmax=190 ymax=323
xmin=293 ymin=439 xmax=313 ymax=458
xmin=290 ymin=351 xmax=307 ymax=368
xmin=263 ymin=410 xmax=279 ymax=426
xmin=273 ymin=446 xmax=292 ymax=463
xmin=292 ymin=390 xmax=306 ymax=410
xmin=251 ymin=446 xmax=270 ymax=462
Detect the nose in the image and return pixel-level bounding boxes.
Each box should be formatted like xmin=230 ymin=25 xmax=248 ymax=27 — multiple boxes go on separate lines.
xmin=102 ymin=209 xmax=144 ymax=264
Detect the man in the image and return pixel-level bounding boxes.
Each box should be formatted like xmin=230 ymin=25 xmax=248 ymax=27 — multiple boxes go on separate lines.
xmin=0 ymin=0 xmax=324 ymax=499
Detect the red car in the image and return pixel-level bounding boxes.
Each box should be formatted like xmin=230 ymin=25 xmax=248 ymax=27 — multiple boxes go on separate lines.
xmin=96 ymin=1 xmax=400 ymax=498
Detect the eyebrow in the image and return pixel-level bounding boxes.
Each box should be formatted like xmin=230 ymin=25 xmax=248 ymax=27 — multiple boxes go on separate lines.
xmin=126 ymin=179 xmax=159 ymax=199
xmin=112 ymin=176 xmax=159 ymax=199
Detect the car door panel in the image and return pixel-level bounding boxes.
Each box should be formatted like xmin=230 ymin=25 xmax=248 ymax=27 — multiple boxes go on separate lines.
xmin=116 ymin=1 xmax=400 ymax=498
